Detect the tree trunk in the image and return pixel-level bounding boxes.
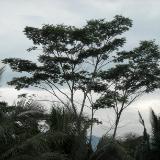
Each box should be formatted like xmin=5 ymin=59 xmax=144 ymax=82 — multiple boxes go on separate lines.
xmin=112 ymin=115 xmax=120 ymax=140
xmin=89 ymin=107 xmax=94 ymax=146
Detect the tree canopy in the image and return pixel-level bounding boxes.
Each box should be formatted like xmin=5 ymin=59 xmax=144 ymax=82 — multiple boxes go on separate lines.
xmin=2 ymin=15 xmax=160 ymax=139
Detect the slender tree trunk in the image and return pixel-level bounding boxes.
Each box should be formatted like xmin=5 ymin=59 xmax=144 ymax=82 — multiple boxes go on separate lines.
xmin=89 ymin=107 xmax=94 ymax=146
xmin=112 ymin=96 xmax=126 ymax=140
xmin=76 ymin=92 xmax=88 ymax=134
xmin=77 ymin=57 xmax=99 ymax=135
xmin=112 ymin=114 xmax=120 ymax=140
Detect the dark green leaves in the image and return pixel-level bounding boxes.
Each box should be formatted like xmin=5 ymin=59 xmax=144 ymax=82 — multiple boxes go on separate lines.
xmin=2 ymin=58 xmax=37 ymax=73
xmin=93 ymin=90 xmax=128 ymax=109
xmin=83 ymin=15 xmax=132 ymax=45
xmin=3 ymin=15 xmax=133 ymax=91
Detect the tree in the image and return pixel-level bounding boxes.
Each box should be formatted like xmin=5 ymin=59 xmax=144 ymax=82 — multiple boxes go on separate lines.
xmin=2 ymin=15 xmax=132 ymax=135
xmin=135 ymin=109 xmax=160 ymax=160
xmin=90 ymin=139 xmax=134 ymax=160
xmin=0 ymin=96 xmax=47 ymax=160
xmin=3 ymin=15 xmax=160 ymax=141
xmin=150 ymin=109 xmax=160 ymax=156
xmin=92 ymin=40 xmax=160 ymax=139
xmin=0 ymin=101 xmax=90 ymax=160
xmin=0 ymin=68 xmax=89 ymax=160
xmin=120 ymin=133 xmax=143 ymax=158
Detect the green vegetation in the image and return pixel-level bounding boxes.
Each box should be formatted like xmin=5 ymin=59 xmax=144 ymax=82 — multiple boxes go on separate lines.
xmin=1 ymin=15 xmax=160 ymax=159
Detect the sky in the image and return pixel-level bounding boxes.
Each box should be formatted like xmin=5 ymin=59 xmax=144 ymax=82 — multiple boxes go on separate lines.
xmin=0 ymin=0 xmax=160 ymax=137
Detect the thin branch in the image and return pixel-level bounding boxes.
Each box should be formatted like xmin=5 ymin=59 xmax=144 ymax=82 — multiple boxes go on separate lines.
xmin=37 ymin=85 xmax=67 ymax=107
xmin=123 ymin=91 xmax=144 ymax=109
xmin=46 ymin=80 xmax=71 ymax=101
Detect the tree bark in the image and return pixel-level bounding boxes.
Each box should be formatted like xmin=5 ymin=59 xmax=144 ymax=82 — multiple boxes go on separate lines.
xmin=89 ymin=107 xmax=94 ymax=146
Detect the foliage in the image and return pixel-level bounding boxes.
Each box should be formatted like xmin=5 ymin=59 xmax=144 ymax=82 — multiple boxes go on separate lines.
xmin=135 ymin=109 xmax=160 ymax=160
xmin=150 ymin=109 xmax=160 ymax=151
xmin=93 ymin=40 xmax=160 ymax=138
xmin=2 ymin=16 xmax=133 ymax=139
xmin=90 ymin=140 xmax=134 ymax=160
xmin=96 ymin=134 xmax=114 ymax=150
xmin=120 ymin=133 xmax=143 ymax=158
xmin=0 ymin=98 xmax=91 ymax=160
xmin=3 ymin=15 xmax=160 ymax=140
xmin=0 ymin=96 xmax=47 ymax=159
xmin=1 ymin=14 xmax=160 ymax=159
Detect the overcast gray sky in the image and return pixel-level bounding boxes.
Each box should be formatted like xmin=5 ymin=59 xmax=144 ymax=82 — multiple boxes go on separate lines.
xmin=0 ymin=0 xmax=160 ymax=59
xmin=0 ymin=0 xmax=160 ymax=137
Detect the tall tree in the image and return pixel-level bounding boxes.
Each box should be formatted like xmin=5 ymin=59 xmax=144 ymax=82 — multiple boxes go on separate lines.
xmin=3 ymin=15 xmax=160 ymax=140
xmin=2 ymin=15 xmax=132 ymax=133
xmin=93 ymin=41 xmax=160 ymax=139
